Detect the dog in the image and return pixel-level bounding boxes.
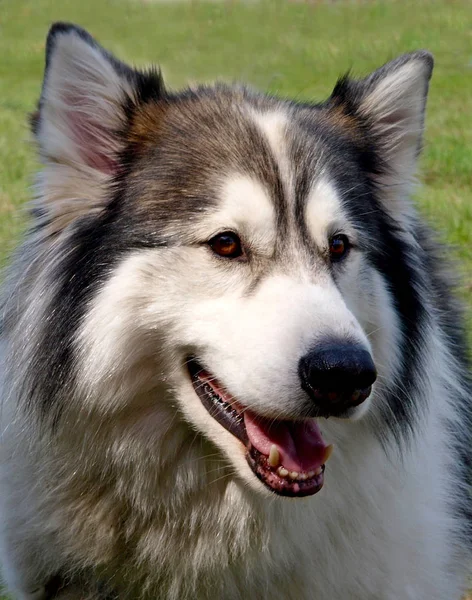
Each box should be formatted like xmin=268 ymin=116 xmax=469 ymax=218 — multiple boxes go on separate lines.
xmin=0 ymin=22 xmax=470 ymax=599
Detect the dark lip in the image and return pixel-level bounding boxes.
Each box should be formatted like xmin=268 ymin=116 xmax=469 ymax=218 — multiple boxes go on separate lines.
xmin=187 ymin=357 xmax=248 ymax=444
xmin=247 ymin=447 xmax=324 ymax=498
xmin=187 ymin=357 xmax=326 ymax=498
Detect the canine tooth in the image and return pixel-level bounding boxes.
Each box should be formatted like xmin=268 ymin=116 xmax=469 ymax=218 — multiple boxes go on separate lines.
xmin=323 ymin=444 xmax=334 ymax=463
xmin=277 ymin=467 xmax=288 ymax=478
xmin=307 ymin=471 xmax=315 ymax=478
xmin=268 ymin=445 xmax=280 ymax=468
xmin=289 ymin=471 xmax=299 ymax=480
xmin=314 ymin=466 xmax=323 ymax=476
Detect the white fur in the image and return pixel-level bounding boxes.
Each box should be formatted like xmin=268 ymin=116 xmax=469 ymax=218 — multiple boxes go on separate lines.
xmin=304 ymin=177 xmax=351 ymax=245
xmin=250 ymin=110 xmax=292 ymax=195
xmin=205 ymin=174 xmax=277 ymax=251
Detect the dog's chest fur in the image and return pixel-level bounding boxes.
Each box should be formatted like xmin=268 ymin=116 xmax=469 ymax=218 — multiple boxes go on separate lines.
xmin=32 ymin=414 xmax=456 ymax=600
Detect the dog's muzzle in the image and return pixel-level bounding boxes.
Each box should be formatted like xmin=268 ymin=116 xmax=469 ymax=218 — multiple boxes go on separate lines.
xmin=298 ymin=342 xmax=377 ymax=417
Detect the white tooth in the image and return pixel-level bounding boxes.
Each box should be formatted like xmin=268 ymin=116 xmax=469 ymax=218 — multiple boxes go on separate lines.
xmin=268 ymin=444 xmax=280 ymax=468
xmin=289 ymin=471 xmax=299 ymax=480
xmin=323 ymin=444 xmax=334 ymax=463
xmin=299 ymin=473 xmax=308 ymax=481
xmin=307 ymin=471 xmax=315 ymax=478
xmin=277 ymin=467 xmax=288 ymax=478
xmin=314 ymin=466 xmax=323 ymax=476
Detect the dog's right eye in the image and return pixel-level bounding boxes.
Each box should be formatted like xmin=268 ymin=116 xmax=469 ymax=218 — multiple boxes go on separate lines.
xmin=208 ymin=232 xmax=244 ymax=259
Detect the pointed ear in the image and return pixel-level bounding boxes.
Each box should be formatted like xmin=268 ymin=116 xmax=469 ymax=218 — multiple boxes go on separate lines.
xmin=33 ymin=23 xmax=164 ymax=176
xmin=31 ymin=23 xmax=165 ymax=234
xmin=329 ymin=52 xmax=433 ymax=213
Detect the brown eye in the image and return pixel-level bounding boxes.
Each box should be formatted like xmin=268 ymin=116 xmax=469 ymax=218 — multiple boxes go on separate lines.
xmin=209 ymin=232 xmax=243 ymax=259
xmin=329 ymin=234 xmax=350 ymax=261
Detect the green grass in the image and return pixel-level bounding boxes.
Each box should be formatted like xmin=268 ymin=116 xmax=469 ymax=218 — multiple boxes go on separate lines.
xmin=0 ymin=0 xmax=471 ymax=596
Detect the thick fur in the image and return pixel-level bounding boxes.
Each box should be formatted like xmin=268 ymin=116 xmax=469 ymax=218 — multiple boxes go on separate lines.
xmin=0 ymin=24 xmax=470 ymax=599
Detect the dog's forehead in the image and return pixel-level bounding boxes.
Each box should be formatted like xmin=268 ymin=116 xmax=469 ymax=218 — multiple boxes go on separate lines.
xmin=304 ymin=178 xmax=347 ymax=242
xmin=209 ymin=175 xmax=276 ymax=238
xmin=127 ymin=91 xmax=282 ymax=210
xmin=126 ymin=89 xmax=362 ymax=242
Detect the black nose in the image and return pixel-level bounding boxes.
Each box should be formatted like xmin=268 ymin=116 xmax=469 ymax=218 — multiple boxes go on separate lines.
xmin=298 ymin=343 xmax=377 ymax=416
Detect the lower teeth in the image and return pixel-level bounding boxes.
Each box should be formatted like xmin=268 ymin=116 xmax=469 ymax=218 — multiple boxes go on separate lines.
xmin=275 ymin=466 xmax=320 ymax=480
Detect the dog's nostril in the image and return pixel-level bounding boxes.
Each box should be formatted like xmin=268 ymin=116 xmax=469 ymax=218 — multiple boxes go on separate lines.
xmin=298 ymin=343 xmax=376 ymax=413
xmin=352 ymin=386 xmax=372 ymax=405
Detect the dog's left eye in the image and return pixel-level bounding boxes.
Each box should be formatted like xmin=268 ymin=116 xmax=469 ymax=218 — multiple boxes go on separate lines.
xmin=208 ymin=232 xmax=244 ymax=259
xmin=328 ymin=234 xmax=350 ymax=262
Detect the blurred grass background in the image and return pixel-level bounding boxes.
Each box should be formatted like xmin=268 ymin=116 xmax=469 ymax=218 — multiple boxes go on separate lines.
xmin=0 ymin=0 xmax=471 ymax=597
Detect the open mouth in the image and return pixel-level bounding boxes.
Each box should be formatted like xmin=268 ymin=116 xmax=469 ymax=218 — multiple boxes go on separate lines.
xmin=188 ymin=358 xmax=333 ymax=498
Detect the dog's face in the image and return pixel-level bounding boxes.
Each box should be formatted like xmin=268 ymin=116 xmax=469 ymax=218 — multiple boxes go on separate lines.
xmin=31 ymin=25 xmax=432 ymax=498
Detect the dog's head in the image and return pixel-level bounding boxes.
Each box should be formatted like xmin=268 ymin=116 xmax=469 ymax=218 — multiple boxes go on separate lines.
xmin=30 ymin=24 xmax=433 ymax=498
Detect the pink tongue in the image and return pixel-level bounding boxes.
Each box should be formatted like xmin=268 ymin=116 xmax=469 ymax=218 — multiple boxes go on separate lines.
xmin=244 ymin=410 xmax=328 ymax=472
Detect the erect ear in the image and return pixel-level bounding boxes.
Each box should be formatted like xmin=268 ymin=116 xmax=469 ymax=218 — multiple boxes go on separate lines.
xmin=35 ymin=23 xmax=164 ymax=174
xmin=329 ymin=51 xmax=434 ymax=216
xmin=32 ymin=23 xmax=165 ymax=233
